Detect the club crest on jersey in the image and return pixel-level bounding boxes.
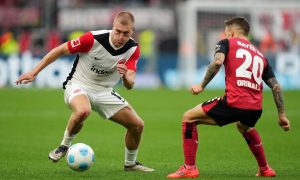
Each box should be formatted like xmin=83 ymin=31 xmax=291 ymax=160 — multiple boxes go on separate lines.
xmin=71 ymin=38 xmax=81 ymax=48
xmin=118 ymin=59 xmax=126 ymax=65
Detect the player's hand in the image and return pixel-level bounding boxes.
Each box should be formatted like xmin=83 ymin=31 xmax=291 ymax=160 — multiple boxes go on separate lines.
xmin=278 ymin=114 xmax=290 ymax=131
xmin=189 ymin=84 xmax=204 ymax=95
xmin=117 ymin=64 xmax=128 ymax=77
xmin=15 ymin=71 xmax=36 ymax=85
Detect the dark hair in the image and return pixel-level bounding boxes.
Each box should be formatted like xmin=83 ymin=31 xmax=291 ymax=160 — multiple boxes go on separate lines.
xmin=225 ymin=17 xmax=250 ymax=36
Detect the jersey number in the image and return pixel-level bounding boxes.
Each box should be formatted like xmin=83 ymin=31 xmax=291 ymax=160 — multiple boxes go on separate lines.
xmin=235 ymin=48 xmax=264 ymax=85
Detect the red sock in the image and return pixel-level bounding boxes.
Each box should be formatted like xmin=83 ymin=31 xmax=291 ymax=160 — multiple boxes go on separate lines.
xmin=182 ymin=122 xmax=198 ymax=166
xmin=243 ymin=128 xmax=267 ymax=168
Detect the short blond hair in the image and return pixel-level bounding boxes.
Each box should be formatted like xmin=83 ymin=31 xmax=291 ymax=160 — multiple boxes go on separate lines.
xmin=114 ymin=11 xmax=135 ymax=26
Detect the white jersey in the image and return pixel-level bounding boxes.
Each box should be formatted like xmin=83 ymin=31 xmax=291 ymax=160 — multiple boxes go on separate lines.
xmin=63 ymin=30 xmax=140 ymax=91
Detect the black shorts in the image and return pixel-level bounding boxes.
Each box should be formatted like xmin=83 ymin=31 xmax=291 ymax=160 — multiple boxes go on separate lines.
xmin=202 ymin=96 xmax=262 ymax=127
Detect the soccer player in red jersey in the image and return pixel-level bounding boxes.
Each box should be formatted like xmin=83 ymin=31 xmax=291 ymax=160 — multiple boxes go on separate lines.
xmin=15 ymin=11 xmax=153 ymax=172
xmin=167 ymin=17 xmax=290 ymax=178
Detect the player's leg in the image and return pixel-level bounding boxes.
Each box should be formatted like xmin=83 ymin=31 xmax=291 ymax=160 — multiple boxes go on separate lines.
xmin=182 ymin=104 xmax=217 ymax=167
xmin=236 ymin=122 xmax=276 ymax=177
xmin=110 ymin=105 xmax=154 ymax=172
xmin=49 ymin=86 xmax=91 ymax=162
xmin=63 ymin=94 xmax=91 ymax=145
xmin=92 ymin=88 xmax=152 ymax=171
xmin=167 ymin=104 xmax=217 ymax=178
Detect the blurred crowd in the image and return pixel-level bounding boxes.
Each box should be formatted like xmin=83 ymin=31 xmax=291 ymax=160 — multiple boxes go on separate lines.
xmin=0 ymin=0 xmax=299 ymax=57
xmin=0 ymin=0 xmax=181 ymax=57
xmin=1 ymin=23 xmax=299 ymax=58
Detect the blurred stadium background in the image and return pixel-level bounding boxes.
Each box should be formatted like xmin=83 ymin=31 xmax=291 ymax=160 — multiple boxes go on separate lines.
xmin=1 ymin=0 xmax=300 ymax=90
xmin=1 ymin=1 xmax=300 ymax=179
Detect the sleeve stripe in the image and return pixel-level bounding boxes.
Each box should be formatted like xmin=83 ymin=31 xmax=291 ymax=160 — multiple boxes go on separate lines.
xmin=125 ymin=46 xmax=140 ymax=71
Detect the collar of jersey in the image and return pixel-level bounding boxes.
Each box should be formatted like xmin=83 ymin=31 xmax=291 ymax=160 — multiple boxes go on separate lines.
xmin=109 ymin=31 xmax=124 ymax=50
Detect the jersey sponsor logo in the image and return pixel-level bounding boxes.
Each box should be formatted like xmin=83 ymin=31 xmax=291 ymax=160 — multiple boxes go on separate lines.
xmin=71 ymin=38 xmax=81 ymax=48
xmin=90 ymin=66 xmax=113 ymax=76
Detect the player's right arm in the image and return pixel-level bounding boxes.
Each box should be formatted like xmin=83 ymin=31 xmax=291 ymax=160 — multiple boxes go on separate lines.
xmin=189 ymin=39 xmax=228 ymax=95
xmin=263 ymin=63 xmax=290 ymax=131
xmin=16 ymin=31 xmax=94 ymax=85
xmin=189 ymin=53 xmax=225 ymax=95
xmin=15 ymin=42 xmax=70 ymax=85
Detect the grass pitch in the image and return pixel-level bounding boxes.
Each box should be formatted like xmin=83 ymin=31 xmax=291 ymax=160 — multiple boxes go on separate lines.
xmin=0 ymin=88 xmax=299 ymax=180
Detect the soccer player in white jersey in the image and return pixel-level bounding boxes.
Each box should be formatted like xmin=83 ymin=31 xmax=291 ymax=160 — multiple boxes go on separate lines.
xmin=15 ymin=11 xmax=154 ymax=172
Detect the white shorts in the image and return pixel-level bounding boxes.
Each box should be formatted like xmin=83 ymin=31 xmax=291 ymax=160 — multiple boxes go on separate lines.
xmin=64 ymin=83 xmax=129 ymax=119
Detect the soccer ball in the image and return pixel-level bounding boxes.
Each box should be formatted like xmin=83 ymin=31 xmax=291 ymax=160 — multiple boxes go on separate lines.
xmin=66 ymin=143 xmax=95 ymax=172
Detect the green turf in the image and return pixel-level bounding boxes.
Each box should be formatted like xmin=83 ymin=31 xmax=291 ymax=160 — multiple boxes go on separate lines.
xmin=0 ymin=88 xmax=299 ymax=180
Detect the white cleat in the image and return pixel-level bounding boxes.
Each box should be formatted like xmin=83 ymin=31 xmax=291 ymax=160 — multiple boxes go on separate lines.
xmin=48 ymin=145 xmax=69 ymax=162
xmin=124 ymin=161 xmax=154 ymax=172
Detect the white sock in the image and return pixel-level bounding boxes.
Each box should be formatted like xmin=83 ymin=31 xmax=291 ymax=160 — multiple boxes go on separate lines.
xmin=60 ymin=129 xmax=76 ymax=147
xmin=125 ymin=147 xmax=138 ymax=166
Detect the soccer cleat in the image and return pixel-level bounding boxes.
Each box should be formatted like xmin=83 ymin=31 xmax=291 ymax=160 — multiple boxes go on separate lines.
xmin=48 ymin=145 xmax=69 ymax=162
xmin=255 ymin=166 xmax=276 ymax=177
xmin=124 ymin=161 xmax=154 ymax=172
xmin=167 ymin=165 xmax=199 ymax=178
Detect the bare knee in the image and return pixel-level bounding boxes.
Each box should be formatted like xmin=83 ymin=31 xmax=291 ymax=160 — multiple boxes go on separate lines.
xmin=182 ymin=111 xmax=193 ymax=123
xmin=130 ymin=119 xmax=144 ymax=134
xmin=74 ymin=108 xmax=91 ymax=122
xmin=135 ymin=119 xmax=144 ymax=133
xmin=236 ymin=122 xmax=251 ymax=134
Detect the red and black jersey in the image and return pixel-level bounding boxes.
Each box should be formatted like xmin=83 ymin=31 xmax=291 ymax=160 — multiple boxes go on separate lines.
xmin=215 ymin=38 xmax=275 ymax=110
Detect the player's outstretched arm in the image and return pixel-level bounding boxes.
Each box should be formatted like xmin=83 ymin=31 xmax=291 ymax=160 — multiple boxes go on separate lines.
xmin=265 ymin=77 xmax=290 ymax=131
xmin=189 ymin=52 xmax=225 ymax=95
xmin=15 ymin=42 xmax=70 ymax=85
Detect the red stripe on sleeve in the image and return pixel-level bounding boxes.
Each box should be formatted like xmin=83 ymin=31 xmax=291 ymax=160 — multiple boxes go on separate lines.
xmin=67 ymin=32 xmax=94 ymax=54
xmin=125 ymin=46 xmax=140 ymax=71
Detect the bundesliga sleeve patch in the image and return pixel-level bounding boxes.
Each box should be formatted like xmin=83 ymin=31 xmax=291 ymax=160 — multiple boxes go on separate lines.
xmin=215 ymin=44 xmax=221 ymax=51
xmin=71 ymin=38 xmax=81 ymax=48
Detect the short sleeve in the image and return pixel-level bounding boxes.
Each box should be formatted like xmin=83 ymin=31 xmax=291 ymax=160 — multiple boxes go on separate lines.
xmin=67 ymin=32 xmax=94 ymax=54
xmin=215 ymin=39 xmax=229 ymax=56
xmin=262 ymin=59 xmax=275 ymax=82
xmin=125 ymin=46 xmax=140 ymax=71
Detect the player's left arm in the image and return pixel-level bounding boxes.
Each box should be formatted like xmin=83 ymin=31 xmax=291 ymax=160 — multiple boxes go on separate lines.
xmin=122 ymin=69 xmax=136 ymax=90
xmin=117 ymin=45 xmax=139 ymax=90
xmin=117 ymin=63 xmax=136 ymax=89
xmin=263 ymin=63 xmax=290 ymax=131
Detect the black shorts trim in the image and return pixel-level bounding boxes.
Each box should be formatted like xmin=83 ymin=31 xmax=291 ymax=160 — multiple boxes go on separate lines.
xmin=202 ymin=96 xmax=262 ymax=127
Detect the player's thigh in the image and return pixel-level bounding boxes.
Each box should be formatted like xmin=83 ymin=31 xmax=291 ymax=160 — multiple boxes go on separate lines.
xmin=236 ymin=121 xmax=251 ymax=134
xmin=70 ymin=94 xmax=91 ymax=113
xmin=92 ymin=89 xmax=130 ymax=119
xmin=110 ymin=105 xmax=143 ymax=129
xmin=183 ymin=104 xmax=218 ymax=125
xmin=64 ymin=84 xmax=91 ymax=113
